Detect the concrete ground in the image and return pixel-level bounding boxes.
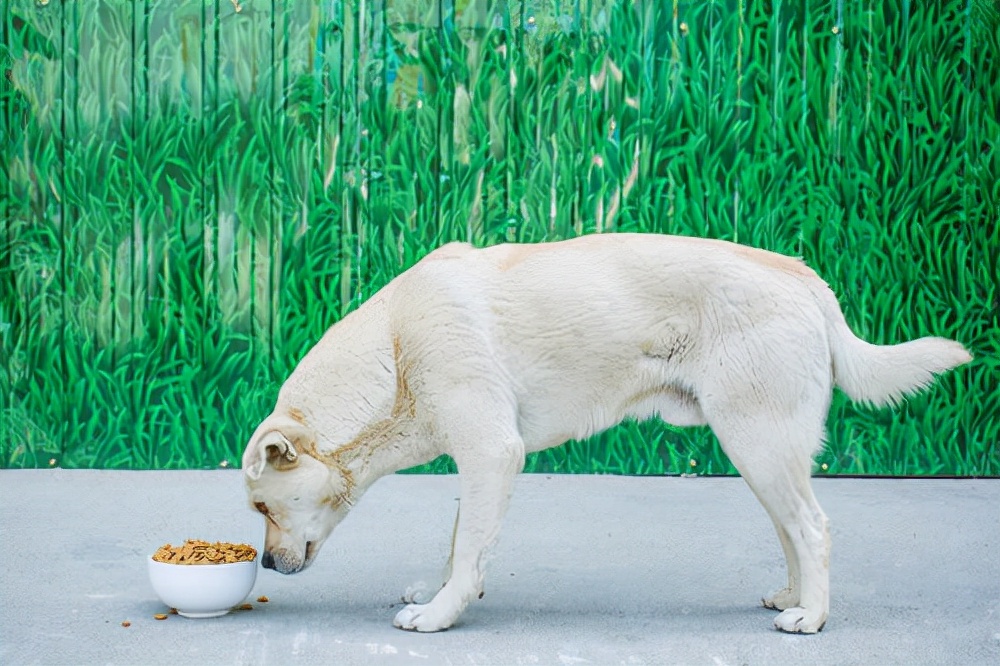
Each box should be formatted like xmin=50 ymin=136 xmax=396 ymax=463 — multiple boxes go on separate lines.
xmin=0 ymin=470 xmax=997 ymax=666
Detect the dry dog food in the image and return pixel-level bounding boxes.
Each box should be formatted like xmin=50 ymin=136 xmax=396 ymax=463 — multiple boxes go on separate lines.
xmin=153 ymin=614 xmax=168 ymax=621
xmin=257 ymin=596 xmax=269 ymax=603
xmin=152 ymin=539 xmax=257 ymax=564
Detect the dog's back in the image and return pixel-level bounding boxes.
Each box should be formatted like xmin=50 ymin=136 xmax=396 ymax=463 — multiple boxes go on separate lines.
xmin=392 ymin=236 xmax=822 ymax=448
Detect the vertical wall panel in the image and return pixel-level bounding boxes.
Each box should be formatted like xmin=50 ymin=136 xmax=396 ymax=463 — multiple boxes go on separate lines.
xmin=0 ymin=1 xmax=10 ymax=464
xmin=3 ymin=0 xmax=67 ymax=467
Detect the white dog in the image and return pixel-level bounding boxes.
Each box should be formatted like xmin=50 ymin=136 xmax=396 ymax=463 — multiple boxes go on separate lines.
xmin=242 ymin=233 xmax=970 ymax=634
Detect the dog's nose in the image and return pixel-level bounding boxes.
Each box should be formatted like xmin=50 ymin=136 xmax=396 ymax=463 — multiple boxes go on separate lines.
xmin=261 ymin=550 xmax=275 ymax=569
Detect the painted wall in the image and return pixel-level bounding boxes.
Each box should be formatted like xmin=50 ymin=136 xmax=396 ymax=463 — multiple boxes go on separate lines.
xmin=1 ymin=0 xmax=997 ymax=473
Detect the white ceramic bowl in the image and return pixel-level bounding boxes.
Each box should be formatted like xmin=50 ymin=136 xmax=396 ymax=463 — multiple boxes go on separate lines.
xmin=147 ymin=556 xmax=258 ymax=618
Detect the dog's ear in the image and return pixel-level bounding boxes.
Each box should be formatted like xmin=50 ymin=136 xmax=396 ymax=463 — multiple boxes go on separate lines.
xmin=242 ymin=417 xmax=303 ymax=480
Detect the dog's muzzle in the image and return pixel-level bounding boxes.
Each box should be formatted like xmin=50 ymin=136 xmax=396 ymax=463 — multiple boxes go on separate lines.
xmin=261 ymin=541 xmax=314 ymax=574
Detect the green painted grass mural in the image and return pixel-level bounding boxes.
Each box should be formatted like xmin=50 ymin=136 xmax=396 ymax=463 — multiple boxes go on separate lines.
xmin=1 ymin=0 xmax=997 ymax=474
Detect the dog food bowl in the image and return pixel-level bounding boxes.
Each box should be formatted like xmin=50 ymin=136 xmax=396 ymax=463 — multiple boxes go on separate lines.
xmin=147 ymin=556 xmax=257 ymax=618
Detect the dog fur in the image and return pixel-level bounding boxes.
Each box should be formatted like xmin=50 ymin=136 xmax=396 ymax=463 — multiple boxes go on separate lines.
xmin=242 ymin=233 xmax=971 ymax=633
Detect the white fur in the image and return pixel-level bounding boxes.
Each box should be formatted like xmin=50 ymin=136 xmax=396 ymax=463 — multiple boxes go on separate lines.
xmin=242 ymin=233 xmax=971 ymax=634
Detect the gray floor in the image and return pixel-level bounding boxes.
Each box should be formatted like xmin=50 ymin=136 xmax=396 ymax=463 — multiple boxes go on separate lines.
xmin=1 ymin=470 xmax=997 ymax=665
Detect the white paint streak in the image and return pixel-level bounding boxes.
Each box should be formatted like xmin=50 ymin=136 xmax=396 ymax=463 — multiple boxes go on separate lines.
xmin=235 ymin=629 xmax=267 ymax=665
xmin=292 ymin=630 xmax=308 ymax=656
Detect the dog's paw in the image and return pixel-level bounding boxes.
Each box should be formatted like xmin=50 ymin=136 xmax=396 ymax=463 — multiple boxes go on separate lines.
xmin=393 ymin=602 xmax=457 ymax=633
xmin=773 ymin=606 xmax=827 ymax=634
xmin=762 ymin=587 xmax=798 ymax=611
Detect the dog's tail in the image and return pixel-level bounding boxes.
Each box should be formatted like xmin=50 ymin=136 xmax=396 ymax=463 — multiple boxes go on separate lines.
xmin=817 ymin=286 xmax=972 ymax=407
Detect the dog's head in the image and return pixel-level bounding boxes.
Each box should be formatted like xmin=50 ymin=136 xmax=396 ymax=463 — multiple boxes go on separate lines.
xmin=242 ymin=415 xmax=354 ymax=574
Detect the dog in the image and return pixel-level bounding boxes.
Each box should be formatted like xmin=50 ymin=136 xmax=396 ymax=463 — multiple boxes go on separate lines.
xmin=242 ymin=233 xmax=971 ymax=633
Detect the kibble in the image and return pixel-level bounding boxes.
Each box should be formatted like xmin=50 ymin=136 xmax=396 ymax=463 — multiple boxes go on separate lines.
xmin=153 ymin=614 xmax=168 ymax=621
xmin=236 ymin=603 xmax=253 ymax=611
xmin=152 ymin=539 xmax=257 ymax=565
xmin=256 ymin=596 xmax=269 ymax=603
xmin=121 ymin=620 xmax=131 ymax=628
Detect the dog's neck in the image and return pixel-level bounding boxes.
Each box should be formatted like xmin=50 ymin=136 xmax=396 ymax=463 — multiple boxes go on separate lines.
xmin=275 ymin=289 xmax=397 ymax=440
xmin=330 ymin=413 xmax=434 ymax=497
xmin=274 ymin=287 xmax=440 ymax=497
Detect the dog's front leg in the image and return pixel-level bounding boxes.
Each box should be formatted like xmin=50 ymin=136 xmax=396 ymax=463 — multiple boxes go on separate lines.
xmin=394 ymin=438 xmax=524 ymax=632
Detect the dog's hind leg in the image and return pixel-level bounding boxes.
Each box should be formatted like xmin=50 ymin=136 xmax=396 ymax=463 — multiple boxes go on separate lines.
xmin=394 ymin=398 xmax=524 ymax=632
xmin=761 ymin=515 xmax=801 ymax=611
xmin=706 ymin=402 xmax=831 ymax=634
xmin=699 ymin=325 xmax=833 ymax=634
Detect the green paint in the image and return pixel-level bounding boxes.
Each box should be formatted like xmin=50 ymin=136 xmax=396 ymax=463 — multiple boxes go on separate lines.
xmin=1 ymin=1 xmax=997 ymax=474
